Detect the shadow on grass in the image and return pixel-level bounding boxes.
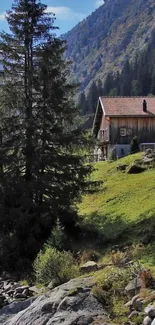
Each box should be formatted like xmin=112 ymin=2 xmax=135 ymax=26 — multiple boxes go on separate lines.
xmin=78 ymin=210 xmax=155 ymax=250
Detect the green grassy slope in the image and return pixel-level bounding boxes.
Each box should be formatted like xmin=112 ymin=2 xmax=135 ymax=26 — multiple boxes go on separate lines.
xmin=77 ymin=153 xmax=155 ymax=324
xmin=79 ymin=153 xmax=155 ymax=243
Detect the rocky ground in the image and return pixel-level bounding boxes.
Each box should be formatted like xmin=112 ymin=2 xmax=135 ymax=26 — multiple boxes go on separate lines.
xmin=0 ymin=274 xmax=44 ymax=324
xmin=0 ymin=260 xmax=155 ymax=324
xmin=0 ymin=276 xmax=111 ymax=325
xmin=124 ymin=279 xmax=155 ymax=324
xmin=117 ymin=148 xmax=155 ymax=174
xmin=0 ymin=277 xmax=42 ymax=306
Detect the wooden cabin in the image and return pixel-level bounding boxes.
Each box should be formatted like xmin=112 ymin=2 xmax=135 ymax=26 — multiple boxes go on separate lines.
xmin=93 ymin=97 xmax=155 ymax=159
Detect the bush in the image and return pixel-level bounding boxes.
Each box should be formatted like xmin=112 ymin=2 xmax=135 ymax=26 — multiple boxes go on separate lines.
xmin=45 ymin=218 xmax=67 ymax=251
xmin=34 ymin=247 xmax=79 ymax=286
xmin=130 ymin=136 xmax=139 ymax=154
xmin=81 ymin=249 xmax=101 ymax=263
xmin=111 ymin=251 xmax=126 ymax=266
xmin=92 ymin=266 xmax=131 ymax=319
xmin=108 ymin=147 xmax=116 ymax=161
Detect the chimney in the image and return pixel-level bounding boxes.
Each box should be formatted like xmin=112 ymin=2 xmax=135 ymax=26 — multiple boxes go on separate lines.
xmin=143 ymin=99 xmax=147 ymax=112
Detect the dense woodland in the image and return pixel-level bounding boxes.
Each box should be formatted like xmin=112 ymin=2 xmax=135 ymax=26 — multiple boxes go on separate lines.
xmin=79 ymin=29 xmax=155 ymax=122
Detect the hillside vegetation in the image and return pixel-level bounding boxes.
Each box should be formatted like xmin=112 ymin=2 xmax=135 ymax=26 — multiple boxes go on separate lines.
xmin=63 ymin=0 xmax=155 ymax=92
xmin=79 ymin=153 xmax=155 ymax=245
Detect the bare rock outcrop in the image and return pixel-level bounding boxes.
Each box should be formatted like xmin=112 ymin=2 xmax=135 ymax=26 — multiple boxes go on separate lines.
xmin=1 ymin=277 xmax=111 ymax=325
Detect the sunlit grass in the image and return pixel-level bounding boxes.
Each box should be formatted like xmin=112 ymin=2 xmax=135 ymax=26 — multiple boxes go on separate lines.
xmin=79 ymin=152 xmax=155 ymax=241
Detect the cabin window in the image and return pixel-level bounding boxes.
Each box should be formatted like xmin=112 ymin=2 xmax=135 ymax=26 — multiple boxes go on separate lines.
xmin=120 ymin=128 xmax=126 ymax=137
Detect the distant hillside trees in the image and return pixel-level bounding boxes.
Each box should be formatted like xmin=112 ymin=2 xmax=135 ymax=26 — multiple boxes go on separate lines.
xmin=78 ymin=79 xmax=104 ymax=116
xmin=103 ymin=31 xmax=155 ymax=97
xmin=79 ymin=29 xmax=155 ymax=121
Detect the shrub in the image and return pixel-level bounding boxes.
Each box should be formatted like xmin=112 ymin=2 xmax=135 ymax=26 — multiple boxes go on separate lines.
xmin=108 ymin=147 xmax=116 ymax=161
xmin=34 ymin=247 xmax=79 ymax=286
xmin=131 ymin=314 xmax=144 ymax=325
xmin=92 ymin=266 xmax=131 ymax=304
xmin=139 ymin=269 xmax=153 ymax=288
xmin=81 ymin=249 xmax=101 ymax=264
xmin=92 ymin=266 xmax=132 ymax=320
xmin=111 ymin=248 xmax=133 ymax=267
xmin=130 ymin=136 xmax=139 ymax=154
xmin=45 ymin=218 xmax=67 ymax=251
xmin=111 ymin=251 xmax=126 ymax=266
xmin=92 ymin=286 xmax=112 ymax=307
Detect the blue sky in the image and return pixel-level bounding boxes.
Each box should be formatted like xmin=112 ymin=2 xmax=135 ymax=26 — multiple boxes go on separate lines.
xmin=0 ymin=0 xmax=104 ymax=35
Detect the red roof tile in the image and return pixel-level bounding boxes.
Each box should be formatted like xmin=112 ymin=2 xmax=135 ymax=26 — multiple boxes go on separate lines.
xmin=100 ymin=97 xmax=155 ymax=116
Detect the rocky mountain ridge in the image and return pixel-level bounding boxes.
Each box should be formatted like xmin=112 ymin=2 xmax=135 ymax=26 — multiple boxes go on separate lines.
xmin=62 ymin=0 xmax=155 ymax=92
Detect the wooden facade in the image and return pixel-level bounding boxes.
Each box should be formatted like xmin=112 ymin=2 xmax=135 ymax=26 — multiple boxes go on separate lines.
xmin=93 ymin=97 xmax=155 ymax=158
xmin=110 ymin=116 xmax=155 ymax=144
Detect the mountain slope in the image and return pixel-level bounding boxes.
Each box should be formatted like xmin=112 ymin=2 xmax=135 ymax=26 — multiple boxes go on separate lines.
xmin=62 ymin=0 xmax=155 ymax=92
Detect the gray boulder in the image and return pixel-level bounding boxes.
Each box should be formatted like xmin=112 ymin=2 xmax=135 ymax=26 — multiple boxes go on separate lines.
xmin=143 ymin=316 xmax=152 ymax=325
xmin=0 ymin=297 xmax=36 ymax=324
xmin=145 ymin=306 xmax=155 ymax=318
xmin=128 ymin=310 xmax=139 ymax=319
xmin=29 ymin=286 xmax=43 ymax=295
xmin=125 ymin=277 xmax=143 ymax=296
xmin=2 ymin=277 xmax=109 ymax=325
xmin=131 ymin=294 xmax=140 ymax=305
xmin=15 ymin=286 xmax=29 ymax=294
xmin=134 ymin=298 xmax=144 ymax=311
xmin=144 ymin=149 xmax=154 ymax=156
xmin=80 ymin=261 xmax=98 ymax=273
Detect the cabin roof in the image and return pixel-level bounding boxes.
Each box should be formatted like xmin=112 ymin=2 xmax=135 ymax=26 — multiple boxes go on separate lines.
xmin=99 ymin=96 xmax=155 ymax=116
xmin=93 ymin=96 xmax=155 ymax=137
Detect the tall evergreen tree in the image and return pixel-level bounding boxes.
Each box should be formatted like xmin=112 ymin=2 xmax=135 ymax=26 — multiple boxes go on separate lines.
xmin=78 ymin=91 xmax=88 ymax=115
xmin=120 ymin=59 xmax=131 ymax=96
xmin=0 ymin=0 xmax=92 ymax=270
xmin=97 ymin=79 xmax=103 ymax=97
xmin=87 ymin=81 xmax=99 ymax=113
xmin=103 ymin=73 xmax=113 ymax=95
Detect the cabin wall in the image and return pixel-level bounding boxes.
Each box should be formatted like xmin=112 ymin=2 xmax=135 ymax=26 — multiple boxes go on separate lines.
xmin=110 ymin=117 xmax=155 ymax=145
xmin=97 ymin=115 xmax=110 ymax=142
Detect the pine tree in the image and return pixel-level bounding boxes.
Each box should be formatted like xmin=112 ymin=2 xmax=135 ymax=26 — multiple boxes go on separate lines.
xmin=0 ymin=0 xmax=92 ymax=270
xmin=120 ymin=59 xmax=131 ymax=96
xmin=103 ymin=73 xmax=113 ymax=95
xmin=97 ymin=79 xmax=103 ymax=96
xmin=78 ymin=91 xmax=88 ymax=115
xmin=87 ymin=81 xmax=99 ymax=113
xmin=114 ymin=71 xmax=120 ymax=95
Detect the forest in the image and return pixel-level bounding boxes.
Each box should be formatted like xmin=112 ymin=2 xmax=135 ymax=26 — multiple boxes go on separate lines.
xmin=79 ymin=29 xmax=155 ymax=125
